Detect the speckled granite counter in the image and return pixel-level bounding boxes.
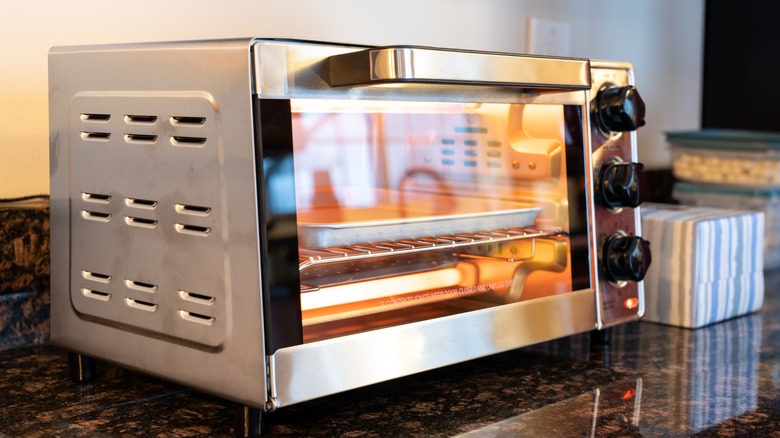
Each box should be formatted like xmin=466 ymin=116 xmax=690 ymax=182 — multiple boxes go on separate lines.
xmin=2 ymin=271 xmax=780 ymax=436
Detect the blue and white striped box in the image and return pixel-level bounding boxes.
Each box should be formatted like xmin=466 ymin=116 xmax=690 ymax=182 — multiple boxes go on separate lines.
xmin=641 ymin=203 xmax=765 ymax=328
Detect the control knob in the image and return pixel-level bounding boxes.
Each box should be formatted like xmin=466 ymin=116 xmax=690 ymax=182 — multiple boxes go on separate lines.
xmin=602 ymin=234 xmax=651 ymax=283
xmin=598 ymin=161 xmax=646 ymax=208
xmin=596 ymin=85 xmax=646 ymax=132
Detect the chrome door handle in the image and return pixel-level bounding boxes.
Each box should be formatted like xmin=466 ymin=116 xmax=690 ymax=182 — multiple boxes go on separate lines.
xmin=327 ymin=46 xmax=591 ymax=89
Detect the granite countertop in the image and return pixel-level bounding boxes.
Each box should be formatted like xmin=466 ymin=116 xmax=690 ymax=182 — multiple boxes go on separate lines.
xmin=2 ymin=270 xmax=780 ymax=437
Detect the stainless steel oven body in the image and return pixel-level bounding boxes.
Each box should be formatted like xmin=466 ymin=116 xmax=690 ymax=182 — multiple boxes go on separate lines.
xmin=49 ymin=39 xmax=650 ymax=413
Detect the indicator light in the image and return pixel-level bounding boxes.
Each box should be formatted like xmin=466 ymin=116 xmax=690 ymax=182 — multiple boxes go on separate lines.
xmin=624 ymin=297 xmax=639 ymax=310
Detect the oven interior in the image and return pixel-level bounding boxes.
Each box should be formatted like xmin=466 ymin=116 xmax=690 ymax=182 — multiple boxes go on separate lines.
xmin=262 ymin=98 xmax=590 ymax=345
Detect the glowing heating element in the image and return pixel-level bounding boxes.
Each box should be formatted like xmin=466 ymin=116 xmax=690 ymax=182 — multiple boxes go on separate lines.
xmin=300 ymin=268 xmax=464 ymax=312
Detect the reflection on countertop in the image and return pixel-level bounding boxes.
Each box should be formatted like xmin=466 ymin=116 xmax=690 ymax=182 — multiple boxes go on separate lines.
xmin=456 ymin=378 xmax=644 ymax=437
xmin=2 ymin=272 xmax=780 ymax=436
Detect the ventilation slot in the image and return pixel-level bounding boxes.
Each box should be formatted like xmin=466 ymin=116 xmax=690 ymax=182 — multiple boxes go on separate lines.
xmin=179 ymin=290 xmax=215 ymax=305
xmin=175 ymin=203 xmax=211 ymax=216
xmin=178 ymin=310 xmax=215 ymax=326
xmin=175 ymin=223 xmax=211 ymax=237
xmin=81 ymin=132 xmax=111 ymax=142
xmin=170 ymin=116 xmax=206 ymax=126
xmin=171 ymin=136 xmax=207 ymax=147
xmin=82 ymin=210 xmax=112 ymax=222
xmin=125 ymin=279 xmax=158 ymax=293
xmin=124 ymin=297 xmax=158 ymax=312
xmin=82 ymin=192 xmax=112 ymax=204
xmin=81 ymin=288 xmax=111 ymax=302
xmin=125 ymin=197 xmax=158 ymax=210
xmin=124 ymin=115 xmax=158 ymax=124
xmin=125 ymin=216 xmax=158 ymax=229
xmin=124 ymin=134 xmax=158 ymax=144
xmin=82 ymin=270 xmax=112 ymax=284
xmin=80 ymin=113 xmax=111 ymax=122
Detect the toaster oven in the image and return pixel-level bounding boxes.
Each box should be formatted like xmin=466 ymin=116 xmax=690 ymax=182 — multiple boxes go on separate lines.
xmin=48 ymin=38 xmax=650 ymax=434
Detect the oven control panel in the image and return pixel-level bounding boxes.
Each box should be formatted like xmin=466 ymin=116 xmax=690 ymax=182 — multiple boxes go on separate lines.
xmin=589 ymin=61 xmax=651 ymax=327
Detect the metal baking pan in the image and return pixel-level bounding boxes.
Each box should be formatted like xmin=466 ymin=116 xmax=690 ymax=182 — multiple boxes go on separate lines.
xmin=297 ymin=189 xmax=540 ymax=248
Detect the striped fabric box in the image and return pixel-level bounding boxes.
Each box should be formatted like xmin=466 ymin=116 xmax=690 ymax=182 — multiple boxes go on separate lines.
xmin=640 ymin=203 xmax=765 ymax=328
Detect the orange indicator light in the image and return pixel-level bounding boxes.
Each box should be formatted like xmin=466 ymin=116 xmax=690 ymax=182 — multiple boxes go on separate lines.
xmin=624 ymin=297 xmax=639 ymax=310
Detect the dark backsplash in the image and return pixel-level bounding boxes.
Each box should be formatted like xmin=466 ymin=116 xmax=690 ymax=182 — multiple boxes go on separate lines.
xmin=0 ymin=202 xmax=50 ymax=295
xmin=643 ymin=168 xmax=677 ymax=204
xmin=0 ymin=200 xmax=50 ymax=350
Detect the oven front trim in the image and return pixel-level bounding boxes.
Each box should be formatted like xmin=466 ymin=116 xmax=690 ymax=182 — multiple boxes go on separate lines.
xmin=269 ymin=287 xmax=597 ymax=408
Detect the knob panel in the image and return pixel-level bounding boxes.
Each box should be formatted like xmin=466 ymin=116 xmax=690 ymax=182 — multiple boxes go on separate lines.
xmin=589 ymin=61 xmax=650 ymax=329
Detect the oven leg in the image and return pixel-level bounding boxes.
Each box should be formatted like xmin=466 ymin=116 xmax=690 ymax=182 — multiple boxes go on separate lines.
xmin=590 ymin=327 xmax=612 ymax=346
xmin=67 ymin=352 xmax=97 ymax=383
xmin=234 ymin=404 xmax=265 ymax=437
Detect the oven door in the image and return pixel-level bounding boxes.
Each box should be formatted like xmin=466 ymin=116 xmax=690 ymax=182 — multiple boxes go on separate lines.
xmin=252 ymin=41 xmax=598 ymax=408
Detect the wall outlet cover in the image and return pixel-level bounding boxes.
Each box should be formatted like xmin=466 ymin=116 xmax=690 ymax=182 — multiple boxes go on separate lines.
xmin=526 ymin=17 xmax=572 ymax=56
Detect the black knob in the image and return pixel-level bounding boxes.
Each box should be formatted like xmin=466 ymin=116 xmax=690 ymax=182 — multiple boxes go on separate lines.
xmin=602 ymin=234 xmax=651 ymax=283
xmin=596 ymin=85 xmax=646 ymax=132
xmin=598 ymin=162 xmax=645 ymax=208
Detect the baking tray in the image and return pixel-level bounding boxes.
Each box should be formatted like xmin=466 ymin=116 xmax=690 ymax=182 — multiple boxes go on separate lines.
xmin=297 ymin=189 xmax=540 ymax=248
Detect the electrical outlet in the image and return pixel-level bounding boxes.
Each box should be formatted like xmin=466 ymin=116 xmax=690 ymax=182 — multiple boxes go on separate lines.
xmin=526 ymin=17 xmax=572 ymax=56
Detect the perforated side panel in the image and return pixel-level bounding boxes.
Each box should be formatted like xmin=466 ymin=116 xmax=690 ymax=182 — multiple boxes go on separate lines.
xmin=68 ymin=92 xmax=227 ymax=348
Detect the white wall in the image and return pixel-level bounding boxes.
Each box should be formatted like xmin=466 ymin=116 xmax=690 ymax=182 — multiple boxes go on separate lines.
xmin=0 ymin=0 xmax=703 ymax=198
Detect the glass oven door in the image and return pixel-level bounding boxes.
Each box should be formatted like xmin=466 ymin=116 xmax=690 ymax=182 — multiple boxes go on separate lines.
xmin=257 ymin=98 xmax=590 ymax=346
